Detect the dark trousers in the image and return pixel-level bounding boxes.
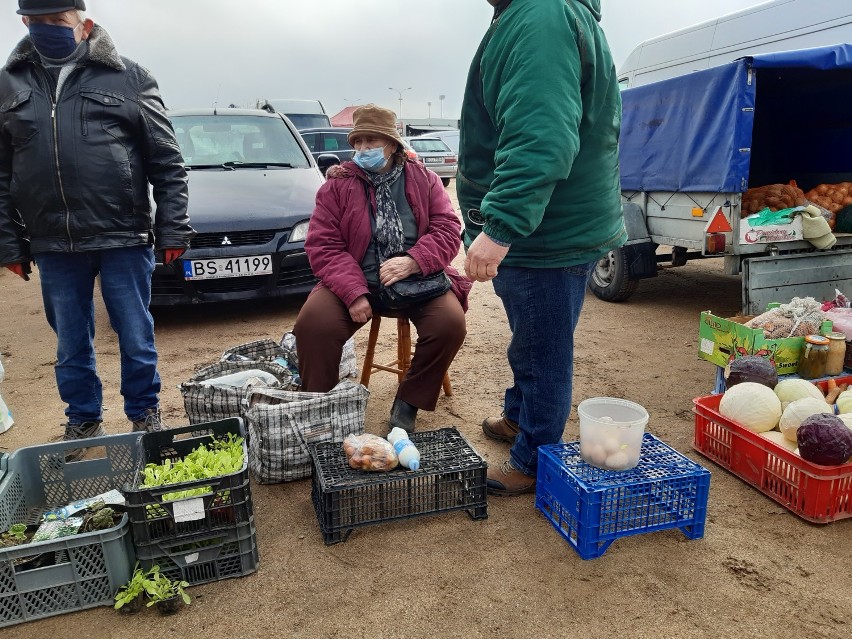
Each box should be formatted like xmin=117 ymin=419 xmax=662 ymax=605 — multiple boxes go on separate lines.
xmin=293 ymin=287 xmax=466 ymax=411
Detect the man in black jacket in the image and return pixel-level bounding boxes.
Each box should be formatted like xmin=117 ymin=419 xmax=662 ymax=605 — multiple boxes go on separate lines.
xmin=0 ymin=0 xmax=194 ymax=457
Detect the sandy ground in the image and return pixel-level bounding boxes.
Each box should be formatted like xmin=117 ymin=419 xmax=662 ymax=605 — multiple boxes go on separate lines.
xmin=0 ymin=180 xmax=850 ymax=638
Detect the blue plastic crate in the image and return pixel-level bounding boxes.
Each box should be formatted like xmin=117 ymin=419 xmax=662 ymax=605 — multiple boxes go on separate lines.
xmin=536 ymin=433 xmax=710 ymax=560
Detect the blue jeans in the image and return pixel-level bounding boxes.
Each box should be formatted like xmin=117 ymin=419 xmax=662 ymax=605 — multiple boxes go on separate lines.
xmin=35 ymin=246 xmax=161 ymax=424
xmin=491 ymin=262 xmax=594 ymax=475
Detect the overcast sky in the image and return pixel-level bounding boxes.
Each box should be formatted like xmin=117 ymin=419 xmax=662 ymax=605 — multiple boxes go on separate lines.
xmin=1 ymin=0 xmax=768 ymax=119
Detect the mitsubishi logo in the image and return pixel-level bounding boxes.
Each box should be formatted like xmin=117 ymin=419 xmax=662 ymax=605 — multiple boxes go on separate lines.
xmin=221 ymin=236 xmax=232 ymax=245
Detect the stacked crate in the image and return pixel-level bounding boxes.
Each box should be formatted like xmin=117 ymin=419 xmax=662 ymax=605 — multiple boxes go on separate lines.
xmin=124 ymin=418 xmax=258 ymax=585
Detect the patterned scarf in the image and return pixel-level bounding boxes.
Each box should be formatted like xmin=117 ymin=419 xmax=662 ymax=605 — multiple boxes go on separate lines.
xmin=364 ymin=162 xmax=405 ymax=262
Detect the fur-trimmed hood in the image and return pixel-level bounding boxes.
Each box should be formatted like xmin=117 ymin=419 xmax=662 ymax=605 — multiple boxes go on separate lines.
xmin=5 ymin=23 xmax=125 ymax=71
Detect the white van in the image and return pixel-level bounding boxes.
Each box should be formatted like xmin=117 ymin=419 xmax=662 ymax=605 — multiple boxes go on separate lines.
xmin=257 ymin=98 xmax=330 ymax=130
xmin=618 ymin=0 xmax=852 ymax=88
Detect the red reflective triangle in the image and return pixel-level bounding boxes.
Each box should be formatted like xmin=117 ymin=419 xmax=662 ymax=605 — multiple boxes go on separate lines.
xmin=707 ymin=208 xmax=733 ymax=233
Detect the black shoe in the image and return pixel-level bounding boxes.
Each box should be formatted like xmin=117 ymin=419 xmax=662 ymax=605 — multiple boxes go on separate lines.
xmin=63 ymin=421 xmax=106 ymax=462
xmin=388 ymin=398 xmax=418 ymax=433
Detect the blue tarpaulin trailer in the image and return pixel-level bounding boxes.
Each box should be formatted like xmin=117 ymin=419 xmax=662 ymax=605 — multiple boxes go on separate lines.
xmin=590 ymin=44 xmax=852 ymax=314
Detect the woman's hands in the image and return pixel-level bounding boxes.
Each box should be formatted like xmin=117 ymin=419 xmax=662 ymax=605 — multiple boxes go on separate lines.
xmin=379 ymin=255 xmax=421 ymax=286
xmin=348 ymin=295 xmax=373 ymax=323
xmin=348 ymin=257 xmax=423 ymax=322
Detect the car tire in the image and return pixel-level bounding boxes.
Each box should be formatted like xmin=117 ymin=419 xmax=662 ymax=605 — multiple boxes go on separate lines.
xmin=588 ymin=247 xmax=638 ymax=302
xmin=441 ymin=178 xmax=450 ymax=187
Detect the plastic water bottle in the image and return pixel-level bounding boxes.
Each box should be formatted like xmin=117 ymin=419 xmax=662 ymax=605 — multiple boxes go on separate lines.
xmin=387 ymin=427 xmax=420 ymax=471
xmin=0 ymin=356 xmax=13 ymax=433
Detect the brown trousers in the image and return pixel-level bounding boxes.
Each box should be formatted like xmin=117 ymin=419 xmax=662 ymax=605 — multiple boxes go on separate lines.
xmin=293 ymin=287 xmax=466 ymax=411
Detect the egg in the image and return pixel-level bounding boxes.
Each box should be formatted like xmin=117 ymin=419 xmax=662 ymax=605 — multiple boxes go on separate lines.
xmin=583 ymin=442 xmax=607 ymax=466
xmin=601 ymin=435 xmax=623 ymax=455
xmin=605 ymin=451 xmax=631 ymax=470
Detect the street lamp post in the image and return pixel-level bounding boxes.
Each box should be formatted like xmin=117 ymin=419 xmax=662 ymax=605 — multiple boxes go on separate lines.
xmin=439 ymin=94 xmax=446 ymax=118
xmin=427 ymin=101 xmax=432 ymax=119
xmin=388 ymin=86 xmax=413 ymax=119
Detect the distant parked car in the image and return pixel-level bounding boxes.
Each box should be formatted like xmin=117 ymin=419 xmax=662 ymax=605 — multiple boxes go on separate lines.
xmin=257 ymin=98 xmax=331 ymax=130
xmin=152 ymin=108 xmax=327 ymax=305
xmin=404 ymin=136 xmax=457 ymax=186
xmin=299 ymin=127 xmax=354 ymax=173
xmin=300 ymin=128 xmax=419 ymax=173
xmin=430 ymin=129 xmax=459 ymax=154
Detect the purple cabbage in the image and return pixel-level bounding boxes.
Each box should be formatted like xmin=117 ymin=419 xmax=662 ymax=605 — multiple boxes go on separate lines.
xmin=797 ymin=414 xmax=852 ymax=466
xmin=725 ymin=355 xmax=778 ymax=390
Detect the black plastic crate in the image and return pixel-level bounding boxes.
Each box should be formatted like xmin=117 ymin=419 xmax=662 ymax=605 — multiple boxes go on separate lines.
xmin=124 ymin=418 xmax=254 ymax=545
xmin=310 ymin=428 xmax=488 ymax=544
xmin=135 ymin=520 xmax=258 ymax=586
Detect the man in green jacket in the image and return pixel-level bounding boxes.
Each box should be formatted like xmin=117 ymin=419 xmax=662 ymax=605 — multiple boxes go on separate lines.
xmin=459 ymin=0 xmax=626 ymax=495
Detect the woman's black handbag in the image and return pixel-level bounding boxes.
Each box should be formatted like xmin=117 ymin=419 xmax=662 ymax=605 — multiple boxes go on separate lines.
xmin=365 ymin=181 xmax=452 ymax=310
xmin=378 ymin=269 xmax=452 ymax=310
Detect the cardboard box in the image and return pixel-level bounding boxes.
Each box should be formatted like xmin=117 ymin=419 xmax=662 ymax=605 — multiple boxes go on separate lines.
xmin=697 ymin=310 xmax=804 ymax=374
xmin=738 ymin=215 xmax=804 ymax=245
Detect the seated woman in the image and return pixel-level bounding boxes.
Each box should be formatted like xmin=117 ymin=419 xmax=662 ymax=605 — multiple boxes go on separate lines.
xmin=294 ymin=104 xmax=470 ymax=432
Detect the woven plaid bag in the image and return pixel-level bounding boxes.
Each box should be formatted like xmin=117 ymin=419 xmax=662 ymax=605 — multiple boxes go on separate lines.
xmin=180 ymin=360 xmax=293 ymax=424
xmin=245 ymin=379 xmax=368 ymax=483
xmin=221 ymin=338 xmax=289 ymax=364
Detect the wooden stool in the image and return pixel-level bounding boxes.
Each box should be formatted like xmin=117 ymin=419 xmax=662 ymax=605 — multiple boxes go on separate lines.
xmin=360 ymin=315 xmax=453 ymax=396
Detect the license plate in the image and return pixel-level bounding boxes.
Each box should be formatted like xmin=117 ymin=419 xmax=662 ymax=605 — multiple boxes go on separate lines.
xmin=183 ymin=255 xmax=272 ymax=280
xmin=425 ymin=157 xmax=442 ymax=163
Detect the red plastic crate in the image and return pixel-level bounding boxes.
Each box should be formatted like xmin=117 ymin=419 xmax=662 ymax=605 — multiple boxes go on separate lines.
xmin=692 ymin=384 xmax=852 ymax=523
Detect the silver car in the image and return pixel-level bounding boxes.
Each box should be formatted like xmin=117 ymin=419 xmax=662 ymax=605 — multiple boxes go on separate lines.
xmin=404 ymin=136 xmax=457 ymax=186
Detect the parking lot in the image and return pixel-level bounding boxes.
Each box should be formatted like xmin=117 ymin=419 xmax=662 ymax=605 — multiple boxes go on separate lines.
xmin=0 ymin=181 xmax=849 ymax=638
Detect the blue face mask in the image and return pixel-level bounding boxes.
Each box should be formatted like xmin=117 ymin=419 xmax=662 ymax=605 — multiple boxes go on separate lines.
xmin=353 ymin=146 xmax=388 ymax=172
xmin=28 ymin=22 xmax=80 ymax=60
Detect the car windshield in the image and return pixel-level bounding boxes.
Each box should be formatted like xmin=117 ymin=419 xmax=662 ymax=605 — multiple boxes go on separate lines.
xmin=409 ymin=139 xmax=451 ymax=153
xmin=171 ymin=115 xmax=311 ymax=169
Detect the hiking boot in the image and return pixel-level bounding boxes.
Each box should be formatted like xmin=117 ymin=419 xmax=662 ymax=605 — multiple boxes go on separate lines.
xmin=132 ymin=408 xmax=165 ymax=433
xmin=63 ymin=421 xmax=106 ymax=462
xmin=487 ymin=459 xmax=537 ymax=496
xmin=481 ymin=415 xmax=520 ymax=443
xmin=388 ymin=397 xmax=418 ymax=433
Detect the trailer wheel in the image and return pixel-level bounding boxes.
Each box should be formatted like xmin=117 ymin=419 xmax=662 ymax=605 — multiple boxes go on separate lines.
xmin=588 ymin=248 xmax=638 ymax=302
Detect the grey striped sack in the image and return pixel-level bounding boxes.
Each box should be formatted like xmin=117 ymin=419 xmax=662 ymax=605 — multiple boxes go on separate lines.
xmin=245 ymin=379 xmax=369 ymax=483
xmin=279 ymin=332 xmax=358 ymax=382
xmin=221 ymin=338 xmax=289 ymax=364
xmin=180 ymin=360 xmax=294 ymax=424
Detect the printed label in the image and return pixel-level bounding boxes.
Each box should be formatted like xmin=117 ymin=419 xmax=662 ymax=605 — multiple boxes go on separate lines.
xmin=173 ymin=498 xmax=205 ymax=523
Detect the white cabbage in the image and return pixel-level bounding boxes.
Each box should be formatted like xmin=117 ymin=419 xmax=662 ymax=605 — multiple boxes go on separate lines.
xmin=719 ymin=382 xmax=782 ymax=433
xmin=773 ymin=378 xmax=825 ymax=410
xmin=836 ymin=390 xmax=852 ymax=415
xmin=779 ymin=397 xmax=833 ymax=442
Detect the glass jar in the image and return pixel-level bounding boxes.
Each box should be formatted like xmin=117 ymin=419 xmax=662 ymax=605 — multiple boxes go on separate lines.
xmin=825 ymin=331 xmax=847 ymax=376
xmin=797 ymin=335 xmax=830 ymax=379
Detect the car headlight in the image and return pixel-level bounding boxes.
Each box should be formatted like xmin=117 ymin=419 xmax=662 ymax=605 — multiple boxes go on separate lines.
xmin=289 ymin=221 xmax=310 ymax=243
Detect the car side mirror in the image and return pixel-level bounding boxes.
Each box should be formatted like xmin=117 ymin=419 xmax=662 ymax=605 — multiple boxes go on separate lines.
xmin=316 ymin=153 xmax=340 ymax=176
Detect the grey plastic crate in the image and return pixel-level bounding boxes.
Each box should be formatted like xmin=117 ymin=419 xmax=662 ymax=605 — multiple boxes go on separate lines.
xmin=0 ymin=432 xmax=142 ymax=627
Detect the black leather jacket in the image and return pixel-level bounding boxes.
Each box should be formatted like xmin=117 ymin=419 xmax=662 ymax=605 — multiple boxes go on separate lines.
xmin=0 ymin=25 xmax=193 ymax=264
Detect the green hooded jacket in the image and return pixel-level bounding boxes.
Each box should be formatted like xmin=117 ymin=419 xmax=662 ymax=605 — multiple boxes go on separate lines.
xmin=457 ymin=0 xmax=626 ymax=267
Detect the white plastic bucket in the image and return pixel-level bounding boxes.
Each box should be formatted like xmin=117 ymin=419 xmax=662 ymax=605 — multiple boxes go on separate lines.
xmin=578 ymin=397 xmax=649 ymax=471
